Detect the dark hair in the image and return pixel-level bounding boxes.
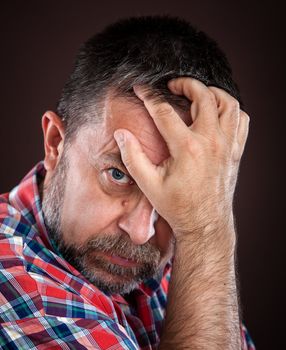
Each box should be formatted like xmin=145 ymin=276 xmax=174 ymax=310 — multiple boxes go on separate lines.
xmin=57 ymin=15 xmax=242 ymax=142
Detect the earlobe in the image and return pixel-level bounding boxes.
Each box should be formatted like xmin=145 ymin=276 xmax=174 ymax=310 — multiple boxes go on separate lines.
xmin=41 ymin=111 xmax=65 ymax=171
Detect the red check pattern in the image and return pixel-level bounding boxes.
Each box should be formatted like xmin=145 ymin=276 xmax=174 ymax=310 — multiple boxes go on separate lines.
xmin=0 ymin=161 xmax=255 ymax=349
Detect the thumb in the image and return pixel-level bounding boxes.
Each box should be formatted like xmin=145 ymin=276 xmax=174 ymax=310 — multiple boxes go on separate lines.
xmin=114 ymin=129 xmax=159 ymax=196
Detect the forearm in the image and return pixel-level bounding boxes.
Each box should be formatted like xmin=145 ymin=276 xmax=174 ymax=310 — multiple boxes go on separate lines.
xmin=159 ymin=225 xmax=241 ymax=350
xmin=115 ymin=77 xmax=250 ymax=349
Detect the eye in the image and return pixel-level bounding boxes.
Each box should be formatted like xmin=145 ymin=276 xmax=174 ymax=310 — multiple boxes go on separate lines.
xmin=107 ymin=168 xmax=133 ymax=185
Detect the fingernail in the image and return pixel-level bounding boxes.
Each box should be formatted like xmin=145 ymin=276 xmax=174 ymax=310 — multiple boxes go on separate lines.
xmin=114 ymin=132 xmax=125 ymax=148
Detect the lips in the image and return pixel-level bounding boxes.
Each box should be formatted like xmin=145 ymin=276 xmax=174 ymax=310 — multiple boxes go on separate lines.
xmin=106 ymin=253 xmax=141 ymax=267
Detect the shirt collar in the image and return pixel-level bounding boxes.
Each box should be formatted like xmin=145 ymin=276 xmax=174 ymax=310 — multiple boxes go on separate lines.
xmin=110 ymin=259 xmax=172 ymax=304
xmin=9 ymin=160 xmax=52 ymax=250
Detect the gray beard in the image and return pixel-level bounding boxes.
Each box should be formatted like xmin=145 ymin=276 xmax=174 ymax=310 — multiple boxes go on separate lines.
xmin=41 ymin=151 xmax=162 ymax=295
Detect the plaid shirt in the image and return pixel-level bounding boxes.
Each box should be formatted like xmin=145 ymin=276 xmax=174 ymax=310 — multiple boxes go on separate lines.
xmin=0 ymin=161 xmax=255 ymax=349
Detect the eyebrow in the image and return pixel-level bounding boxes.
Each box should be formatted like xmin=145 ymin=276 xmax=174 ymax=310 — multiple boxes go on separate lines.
xmin=99 ymin=152 xmax=127 ymax=171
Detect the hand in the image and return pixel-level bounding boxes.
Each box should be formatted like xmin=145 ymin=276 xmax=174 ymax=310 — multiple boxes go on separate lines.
xmin=114 ymin=77 xmax=250 ymax=242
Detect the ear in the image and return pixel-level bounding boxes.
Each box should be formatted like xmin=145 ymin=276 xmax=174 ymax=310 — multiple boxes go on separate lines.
xmin=41 ymin=111 xmax=65 ymax=171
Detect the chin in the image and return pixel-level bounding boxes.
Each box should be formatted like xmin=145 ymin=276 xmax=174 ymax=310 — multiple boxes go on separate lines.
xmin=79 ymin=266 xmax=143 ymax=295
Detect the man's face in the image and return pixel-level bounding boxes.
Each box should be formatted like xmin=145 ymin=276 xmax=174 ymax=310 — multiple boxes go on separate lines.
xmin=42 ymin=94 xmax=176 ymax=295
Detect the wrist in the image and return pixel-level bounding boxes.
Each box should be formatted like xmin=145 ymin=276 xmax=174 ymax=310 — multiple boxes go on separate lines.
xmin=174 ymin=220 xmax=237 ymax=261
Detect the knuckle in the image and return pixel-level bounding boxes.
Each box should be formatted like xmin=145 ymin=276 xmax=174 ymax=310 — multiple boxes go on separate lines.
xmin=188 ymin=136 xmax=229 ymax=165
xmin=197 ymin=90 xmax=217 ymax=108
xmin=187 ymin=136 xmax=201 ymax=152
xmin=208 ymin=135 xmax=229 ymax=160
xmin=154 ymin=103 xmax=173 ymax=118
xmin=212 ymin=137 xmax=226 ymax=153
xmin=206 ymin=90 xmax=217 ymax=105
xmin=227 ymin=98 xmax=240 ymax=114
xmin=241 ymin=111 xmax=250 ymax=122
xmin=199 ymin=97 xmax=216 ymax=113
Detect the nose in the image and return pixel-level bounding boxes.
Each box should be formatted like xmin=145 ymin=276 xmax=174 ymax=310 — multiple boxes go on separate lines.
xmin=118 ymin=196 xmax=158 ymax=245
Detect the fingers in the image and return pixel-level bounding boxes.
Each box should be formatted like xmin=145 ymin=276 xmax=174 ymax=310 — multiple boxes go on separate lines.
xmin=237 ymin=110 xmax=250 ymax=150
xmin=207 ymin=86 xmax=250 ymax=152
xmin=168 ymin=78 xmax=250 ymax=158
xmin=208 ymin=86 xmax=240 ymax=142
xmin=167 ymin=77 xmax=220 ymax=132
xmin=133 ymin=86 xmax=189 ymax=157
xmin=113 ymin=129 xmax=159 ymax=197
xmin=133 ymin=78 xmax=250 ymax=162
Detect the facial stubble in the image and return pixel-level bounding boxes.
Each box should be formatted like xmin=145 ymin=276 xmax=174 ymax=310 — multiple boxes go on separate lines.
xmin=41 ymin=149 xmax=162 ymax=295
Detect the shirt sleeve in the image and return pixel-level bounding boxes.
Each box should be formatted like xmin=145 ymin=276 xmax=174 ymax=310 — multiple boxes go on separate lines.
xmin=0 ymin=316 xmax=139 ymax=350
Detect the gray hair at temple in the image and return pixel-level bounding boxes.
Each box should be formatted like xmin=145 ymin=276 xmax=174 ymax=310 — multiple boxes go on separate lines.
xmin=56 ymin=15 xmax=242 ymax=143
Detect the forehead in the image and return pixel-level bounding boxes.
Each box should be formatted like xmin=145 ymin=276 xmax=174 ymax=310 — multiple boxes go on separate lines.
xmin=106 ymin=95 xmax=171 ymax=163
xmin=75 ymin=93 xmax=190 ymax=166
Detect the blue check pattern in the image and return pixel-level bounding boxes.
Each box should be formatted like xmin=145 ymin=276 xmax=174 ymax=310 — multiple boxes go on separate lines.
xmin=0 ymin=161 xmax=255 ymax=349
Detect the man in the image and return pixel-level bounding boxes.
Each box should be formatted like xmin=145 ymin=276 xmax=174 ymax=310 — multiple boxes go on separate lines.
xmin=0 ymin=15 xmax=255 ymax=349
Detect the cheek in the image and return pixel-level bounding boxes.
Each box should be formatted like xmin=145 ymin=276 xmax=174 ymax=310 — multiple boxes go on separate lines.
xmin=60 ymin=172 xmax=124 ymax=244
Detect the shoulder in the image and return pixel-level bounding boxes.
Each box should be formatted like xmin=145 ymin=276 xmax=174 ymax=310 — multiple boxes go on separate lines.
xmin=0 ymin=188 xmax=34 ymax=240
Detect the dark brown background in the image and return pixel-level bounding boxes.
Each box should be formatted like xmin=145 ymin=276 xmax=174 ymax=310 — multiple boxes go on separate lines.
xmin=0 ymin=1 xmax=285 ymax=348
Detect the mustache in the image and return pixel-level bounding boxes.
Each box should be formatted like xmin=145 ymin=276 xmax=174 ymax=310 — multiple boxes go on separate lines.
xmin=76 ymin=233 xmax=161 ymax=264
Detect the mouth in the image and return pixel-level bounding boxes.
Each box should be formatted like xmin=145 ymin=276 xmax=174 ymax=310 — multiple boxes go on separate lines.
xmin=103 ymin=253 xmax=141 ymax=267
